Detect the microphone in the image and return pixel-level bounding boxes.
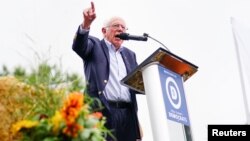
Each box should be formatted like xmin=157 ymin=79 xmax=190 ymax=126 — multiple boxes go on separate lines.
xmin=115 ymin=33 xmax=148 ymax=41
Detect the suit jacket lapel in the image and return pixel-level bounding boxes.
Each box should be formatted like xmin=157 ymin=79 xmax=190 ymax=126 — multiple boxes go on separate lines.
xmin=120 ymin=50 xmax=132 ymax=73
xmin=101 ymin=40 xmax=110 ymax=64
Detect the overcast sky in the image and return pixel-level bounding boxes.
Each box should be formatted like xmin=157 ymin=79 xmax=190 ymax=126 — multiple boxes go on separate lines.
xmin=1 ymin=0 xmax=250 ymax=141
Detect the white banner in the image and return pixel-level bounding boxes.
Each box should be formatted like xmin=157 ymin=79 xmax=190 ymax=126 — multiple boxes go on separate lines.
xmin=231 ymin=17 xmax=250 ymax=124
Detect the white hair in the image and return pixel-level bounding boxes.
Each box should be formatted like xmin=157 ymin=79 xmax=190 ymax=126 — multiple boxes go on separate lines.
xmin=103 ymin=16 xmax=126 ymax=28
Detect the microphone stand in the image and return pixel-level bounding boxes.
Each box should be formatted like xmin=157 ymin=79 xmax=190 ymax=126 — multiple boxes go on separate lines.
xmin=143 ymin=33 xmax=170 ymax=51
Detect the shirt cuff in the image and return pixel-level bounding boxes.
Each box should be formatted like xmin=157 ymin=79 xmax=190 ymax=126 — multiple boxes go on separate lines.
xmin=79 ymin=25 xmax=89 ymax=34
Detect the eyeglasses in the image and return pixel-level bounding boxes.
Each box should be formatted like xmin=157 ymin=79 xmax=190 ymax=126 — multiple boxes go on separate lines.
xmin=107 ymin=24 xmax=128 ymax=31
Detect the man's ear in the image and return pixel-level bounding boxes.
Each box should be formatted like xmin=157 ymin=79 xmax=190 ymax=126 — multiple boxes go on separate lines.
xmin=102 ymin=27 xmax=106 ymax=34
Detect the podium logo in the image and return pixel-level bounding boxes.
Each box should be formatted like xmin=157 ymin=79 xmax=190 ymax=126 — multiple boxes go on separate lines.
xmin=165 ymin=76 xmax=181 ymax=109
xmin=159 ymin=66 xmax=190 ymax=125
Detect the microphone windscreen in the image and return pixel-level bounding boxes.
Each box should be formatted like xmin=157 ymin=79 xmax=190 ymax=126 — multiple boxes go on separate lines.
xmin=115 ymin=33 xmax=129 ymax=40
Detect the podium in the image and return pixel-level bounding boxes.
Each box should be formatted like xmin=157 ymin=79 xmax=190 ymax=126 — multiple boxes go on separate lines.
xmin=121 ymin=48 xmax=198 ymax=141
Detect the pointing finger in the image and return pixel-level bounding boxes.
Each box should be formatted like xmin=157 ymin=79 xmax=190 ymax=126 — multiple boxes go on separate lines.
xmin=91 ymin=1 xmax=95 ymax=12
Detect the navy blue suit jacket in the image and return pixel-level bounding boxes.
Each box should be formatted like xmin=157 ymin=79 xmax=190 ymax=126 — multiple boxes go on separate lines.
xmin=72 ymin=27 xmax=141 ymax=138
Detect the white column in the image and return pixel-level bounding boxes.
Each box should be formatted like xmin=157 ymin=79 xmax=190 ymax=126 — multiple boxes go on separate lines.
xmin=142 ymin=63 xmax=187 ymax=141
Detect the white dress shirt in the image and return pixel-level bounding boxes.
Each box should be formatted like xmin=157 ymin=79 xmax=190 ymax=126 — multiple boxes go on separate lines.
xmin=103 ymin=39 xmax=131 ymax=102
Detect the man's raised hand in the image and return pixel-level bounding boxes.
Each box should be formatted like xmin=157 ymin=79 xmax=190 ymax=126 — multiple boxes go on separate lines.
xmin=82 ymin=2 xmax=96 ymax=29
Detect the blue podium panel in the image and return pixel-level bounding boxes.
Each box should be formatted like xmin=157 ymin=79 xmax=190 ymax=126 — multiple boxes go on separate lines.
xmin=159 ymin=65 xmax=190 ymax=126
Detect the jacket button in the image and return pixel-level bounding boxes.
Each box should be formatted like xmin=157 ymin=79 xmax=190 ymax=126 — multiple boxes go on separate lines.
xmin=98 ymin=91 xmax=102 ymax=95
xmin=104 ymin=80 xmax=108 ymax=83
